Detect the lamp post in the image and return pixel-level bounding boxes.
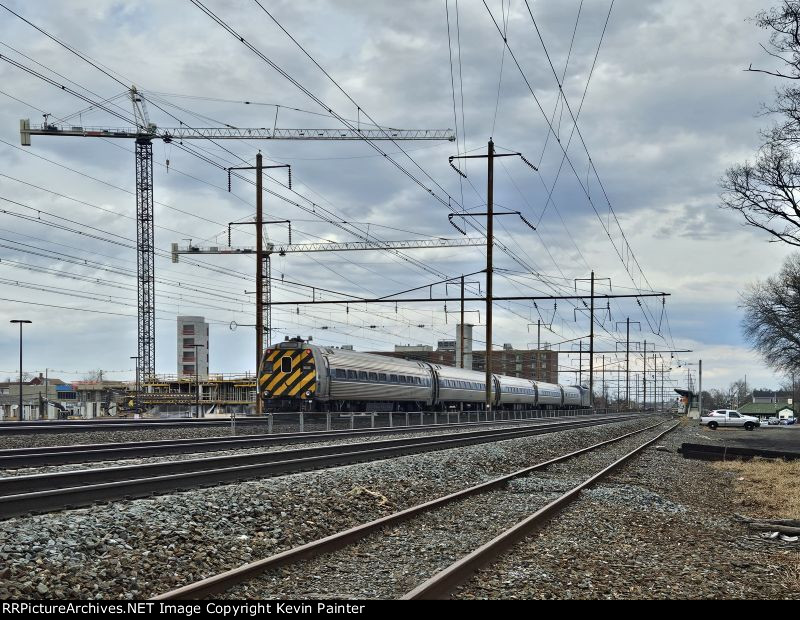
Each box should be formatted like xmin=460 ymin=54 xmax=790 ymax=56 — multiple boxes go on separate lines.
xmin=130 ymin=356 xmax=141 ymax=417
xmin=10 ymin=320 xmax=32 ymax=421
xmin=190 ymin=344 xmax=205 ymax=418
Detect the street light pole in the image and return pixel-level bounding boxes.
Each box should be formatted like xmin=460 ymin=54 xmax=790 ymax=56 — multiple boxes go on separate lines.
xmin=191 ymin=344 xmax=205 ymax=418
xmin=10 ymin=320 xmax=32 ymax=421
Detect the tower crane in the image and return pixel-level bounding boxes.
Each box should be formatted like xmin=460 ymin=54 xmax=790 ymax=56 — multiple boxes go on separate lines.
xmin=19 ymin=87 xmax=455 ymax=380
xmin=172 ymin=237 xmax=486 ymax=349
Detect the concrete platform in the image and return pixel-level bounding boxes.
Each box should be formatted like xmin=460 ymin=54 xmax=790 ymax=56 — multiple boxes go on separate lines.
xmin=681 ymin=424 xmax=800 ymax=460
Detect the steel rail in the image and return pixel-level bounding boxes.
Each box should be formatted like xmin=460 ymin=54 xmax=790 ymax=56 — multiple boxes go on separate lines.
xmin=0 ymin=415 xmax=636 ymax=494
xmin=0 ymin=415 xmax=647 ymax=519
xmin=0 ymin=417 xmax=283 ymax=435
xmin=0 ymin=415 xmax=587 ymax=468
xmin=402 ymin=422 xmax=680 ymax=599
xmin=151 ymin=420 xmax=666 ymax=600
xmin=0 ymin=410 xmax=604 ymax=435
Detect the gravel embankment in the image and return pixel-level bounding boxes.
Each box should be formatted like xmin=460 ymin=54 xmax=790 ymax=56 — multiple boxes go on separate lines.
xmin=222 ymin=423 xmax=671 ymax=599
xmin=0 ymin=416 xmax=658 ymax=599
xmin=453 ymin=421 xmax=799 ymax=600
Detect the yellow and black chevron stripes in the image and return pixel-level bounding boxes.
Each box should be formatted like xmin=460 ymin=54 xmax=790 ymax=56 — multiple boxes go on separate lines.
xmin=260 ymin=348 xmax=316 ymax=400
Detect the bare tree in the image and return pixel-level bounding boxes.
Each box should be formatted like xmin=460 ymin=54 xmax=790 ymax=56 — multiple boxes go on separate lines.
xmin=741 ymin=253 xmax=800 ymax=373
xmin=720 ymin=2 xmax=800 ymax=243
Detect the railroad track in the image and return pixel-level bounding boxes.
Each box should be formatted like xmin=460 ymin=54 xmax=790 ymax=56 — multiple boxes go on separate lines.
xmin=152 ymin=420 xmax=677 ymax=600
xmin=0 ymin=410 xmax=599 ymax=435
xmin=0 ymin=414 xmax=647 ymax=519
xmin=0 ymin=417 xmax=280 ymax=435
xmin=0 ymin=414 xmax=608 ymax=468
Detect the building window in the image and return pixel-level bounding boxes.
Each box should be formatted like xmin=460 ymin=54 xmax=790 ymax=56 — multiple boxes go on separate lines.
xmin=183 ymin=364 xmax=195 ymax=374
xmin=182 ymin=325 xmax=195 ymax=335
xmin=183 ymin=338 xmax=195 ymax=347
xmin=183 ymin=352 xmax=195 ymax=362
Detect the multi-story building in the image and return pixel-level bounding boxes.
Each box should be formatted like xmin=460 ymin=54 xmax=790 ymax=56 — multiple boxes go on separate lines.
xmin=369 ymin=344 xmax=559 ymax=384
xmin=177 ymin=316 xmax=209 ymax=380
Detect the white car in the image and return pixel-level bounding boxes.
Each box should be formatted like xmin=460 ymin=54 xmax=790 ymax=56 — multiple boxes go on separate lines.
xmin=700 ymin=409 xmax=760 ymax=431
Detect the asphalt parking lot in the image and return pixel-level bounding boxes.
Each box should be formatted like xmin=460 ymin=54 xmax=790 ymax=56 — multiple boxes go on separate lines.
xmin=689 ymin=422 xmax=800 ymax=455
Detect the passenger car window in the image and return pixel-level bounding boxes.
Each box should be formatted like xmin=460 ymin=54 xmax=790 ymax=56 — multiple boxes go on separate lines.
xmin=347 ymin=370 xmax=357 ymax=379
xmin=399 ymin=376 xmax=407 ymax=383
xmin=334 ymin=368 xmax=346 ymax=379
xmin=369 ymin=372 xmax=378 ymax=381
xmin=389 ymin=374 xmax=398 ymax=382
xmin=378 ymin=373 xmax=387 ymax=381
xmin=358 ymin=371 xmax=368 ymax=380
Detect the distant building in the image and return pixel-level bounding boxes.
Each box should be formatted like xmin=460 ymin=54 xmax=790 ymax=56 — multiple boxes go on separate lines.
xmin=369 ymin=346 xmax=558 ymax=384
xmin=177 ymin=316 xmax=209 ymax=379
xmin=395 ymin=344 xmax=433 ymax=353
xmin=751 ymin=389 xmax=792 ymax=404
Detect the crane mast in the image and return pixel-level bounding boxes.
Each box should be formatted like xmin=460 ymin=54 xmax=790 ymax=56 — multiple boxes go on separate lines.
xmin=19 ymin=88 xmax=455 ymax=382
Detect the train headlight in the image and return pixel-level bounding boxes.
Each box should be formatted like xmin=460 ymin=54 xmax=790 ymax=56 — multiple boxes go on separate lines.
xmin=305 ymin=390 xmax=312 ymax=396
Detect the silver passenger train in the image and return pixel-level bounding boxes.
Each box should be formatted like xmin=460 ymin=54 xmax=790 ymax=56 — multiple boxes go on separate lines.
xmin=261 ymin=338 xmax=590 ymax=412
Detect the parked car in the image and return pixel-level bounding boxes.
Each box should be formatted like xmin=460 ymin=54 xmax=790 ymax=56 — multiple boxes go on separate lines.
xmin=779 ymin=417 xmax=797 ymax=425
xmin=700 ymin=409 xmax=760 ymax=431
xmin=767 ymin=417 xmax=780 ymax=425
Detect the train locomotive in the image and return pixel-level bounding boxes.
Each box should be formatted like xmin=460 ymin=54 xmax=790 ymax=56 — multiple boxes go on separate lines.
xmin=260 ymin=337 xmax=590 ymax=413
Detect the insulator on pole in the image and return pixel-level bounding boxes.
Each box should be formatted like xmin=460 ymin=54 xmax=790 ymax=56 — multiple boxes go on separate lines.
xmin=519 ymin=154 xmax=538 ymax=171
xmin=448 ymin=156 xmax=467 ymax=178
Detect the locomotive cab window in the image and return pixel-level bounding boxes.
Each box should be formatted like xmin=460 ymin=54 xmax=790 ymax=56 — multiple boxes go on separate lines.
xmin=262 ymin=361 xmax=273 ymax=373
xmin=281 ymin=357 xmax=292 ymax=373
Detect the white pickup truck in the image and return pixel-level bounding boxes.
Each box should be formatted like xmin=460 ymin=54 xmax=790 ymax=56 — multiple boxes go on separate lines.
xmin=700 ymin=409 xmax=760 ymax=431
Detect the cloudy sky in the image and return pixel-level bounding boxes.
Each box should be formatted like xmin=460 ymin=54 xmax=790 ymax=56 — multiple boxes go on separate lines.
xmin=0 ymin=0 xmax=793 ymax=397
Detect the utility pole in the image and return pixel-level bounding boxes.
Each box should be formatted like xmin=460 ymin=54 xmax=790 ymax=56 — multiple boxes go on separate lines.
xmin=653 ymin=353 xmax=658 ymax=411
xmin=601 ymin=354 xmax=606 ymax=409
xmin=447 ymin=140 xmax=537 ymax=413
xmin=590 ymin=272 xmax=595 ymax=405
xmin=10 ymin=319 xmax=31 ymax=421
xmin=226 ymin=156 xmax=289 ymax=417
xmin=575 ymin=272 xmax=610 ymax=409
xmin=460 ymin=275 xmax=465 ymax=369
xmin=643 ymin=339 xmax=647 ymax=411
xmin=486 ymin=139 xmax=494 ymax=414
xmin=190 ymin=343 xmax=205 ymax=418
xmin=698 ymin=359 xmax=703 ymax=415
xmin=625 ymin=319 xmax=630 ymax=408
xmin=256 ymin=152 xmax=264 ymax=406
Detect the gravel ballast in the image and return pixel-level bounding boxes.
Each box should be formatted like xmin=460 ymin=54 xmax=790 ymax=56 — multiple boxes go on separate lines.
xmin=453 ymin=421 xmax=799 ymax=600
xmin=0 ymin=421 xmax=550 ymax=477
xmin=221 ymin=424 xmax=671 ymax=599
xmin=0 ymin=416 xmax=658 ymax=599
